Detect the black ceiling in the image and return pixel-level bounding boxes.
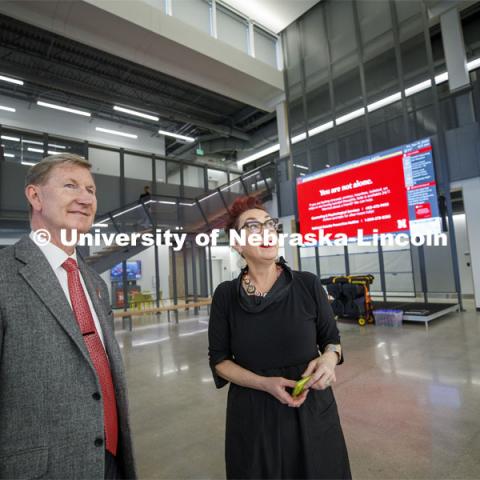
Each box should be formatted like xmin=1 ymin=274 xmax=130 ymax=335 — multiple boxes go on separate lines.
xmin=0 ymin=13 xmax=275 ymax=158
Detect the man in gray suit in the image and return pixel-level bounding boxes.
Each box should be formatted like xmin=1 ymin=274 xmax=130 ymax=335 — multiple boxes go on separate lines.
xmin=0 ymin=154 xmax=136 ymax=479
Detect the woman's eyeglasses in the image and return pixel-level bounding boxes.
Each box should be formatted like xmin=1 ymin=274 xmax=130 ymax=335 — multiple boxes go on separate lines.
xmin=238 ymin=218 xmax=279 ymax=234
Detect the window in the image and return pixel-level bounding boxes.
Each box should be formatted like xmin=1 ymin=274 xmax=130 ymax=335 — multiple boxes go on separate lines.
xmin=217 ymin=5 xmax=248 ymax=53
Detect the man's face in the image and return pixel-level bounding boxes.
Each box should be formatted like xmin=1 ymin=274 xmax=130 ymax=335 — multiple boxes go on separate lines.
xmin=29 ymin=164 xmax=97 ymax=236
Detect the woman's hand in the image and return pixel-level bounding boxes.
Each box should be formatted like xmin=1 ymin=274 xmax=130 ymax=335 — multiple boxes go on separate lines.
xmin=261 ymin=377 xmax=309 ymax=407
xmin=301 ymin=353 xmax=338 ymax=390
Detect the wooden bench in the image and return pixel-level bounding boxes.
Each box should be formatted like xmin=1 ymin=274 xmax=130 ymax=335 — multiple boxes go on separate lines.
xmin=114 ymin=298 xmax=212 ymax=329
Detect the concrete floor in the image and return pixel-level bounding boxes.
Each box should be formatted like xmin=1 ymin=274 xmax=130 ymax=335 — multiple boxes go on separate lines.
xmin=115 ymin=305 xmax=480 ymax=479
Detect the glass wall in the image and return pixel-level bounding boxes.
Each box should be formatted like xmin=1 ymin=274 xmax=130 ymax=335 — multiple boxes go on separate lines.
xmin=280 ymin=0 xmax=478 ymax=299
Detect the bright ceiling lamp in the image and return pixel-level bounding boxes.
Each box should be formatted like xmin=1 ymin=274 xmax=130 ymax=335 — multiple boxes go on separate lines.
xmin=237 ymin=143 xmax=280 ymax=168
xmin=308 ymin=121 xmax=334 ymax=136
xmin=23 ymin=139 xmax=66 ymax=149
xmin=293 ymin=164 xmax=309 ymax=170
xmin=405 ymin=79 xmax=432 ymax=97
xmin=158 ymin=129 xmax=195 ymax=143
xmin=335 ymin=107 xmax=365 ymax=125
xmin=96 ymin=127 xmax=137 ymax=139
xmin=367 ymin=92 xmax=402 ymax=112
xmin=0 ymin=75 xmax=23 ymax=86
xmin=27 ymin=147 xmax=60 ymax=155
xmin=21 ymin=161 xmax=37 ymax=166
xmin=37 ymin=100 xmax=91 ymax=117
xmin=114 ymin=105 xmax=159 ymax=122
xmin=467 ymin=57 xmax=480 ymax=71
xmin=0 ymin=105 xmax=15 ymax=112
xmin=435 ymin=71 xmax=449 ymax=84
xmin=3 ymin=153 xmax=15 ymax=158
xmin=1 ymin=135 xmax=20 ymax=142
xmin=291 ymin=132 xmax=307 ymax=144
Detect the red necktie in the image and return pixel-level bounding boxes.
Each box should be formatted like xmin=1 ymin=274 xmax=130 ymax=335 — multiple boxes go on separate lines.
xmin=62 ymin=258 xmax=118 ymax=456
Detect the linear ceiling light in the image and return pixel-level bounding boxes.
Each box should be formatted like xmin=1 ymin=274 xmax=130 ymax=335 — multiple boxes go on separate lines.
xmin=114 ymin=105 xmax=159 ymax=122
xmin=291 ymin=132 xmax=307 ymax=144
xmin=27 ymin=147 xmax=43 ymax=153
xmin=3 ymin=153 xmax=15 ymax=158
xmin=367 ymin=92 xmax=402 ymax=112
xmin=405 ymin=79 xmax=431 ymax=97
xmin=435 ymin=72 xmax=449 ymax=84
xmin=22 ymin=161 xmax=37 ymax=166
xmin=237 ymin=144 xmax=280 ymax=168
xmin=0 ymin=75 xmax=23 ymax=86
xmin=293 ymin=164 xmax=309 ymax=171
xmin=1 ymin=135 xmax=20 ymax=142
xmin=37 ymin=100 xmax=91 ymax=117
xmin=308 ymin=121 xmax=334 ymax=136
xmin=158 ymin=129 xmax=195 ymax=143
xmin=335 ymin=107 xmax=365 ymax=125
xmin=0 ymin=105 xmax=15 ymax=112
xmin=467 ymin=57 xmax=480 ymax=71
xmin=96 ymin=127 xmax=138 ymax=139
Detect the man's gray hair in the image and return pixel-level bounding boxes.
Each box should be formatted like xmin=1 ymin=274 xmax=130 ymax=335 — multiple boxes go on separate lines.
xmin=24 ymin=153 xmax=91 ymax=188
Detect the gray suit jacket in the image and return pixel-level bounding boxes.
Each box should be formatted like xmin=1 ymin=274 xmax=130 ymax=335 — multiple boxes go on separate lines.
xmin=0 ymin=236 xmax=137 ymax=479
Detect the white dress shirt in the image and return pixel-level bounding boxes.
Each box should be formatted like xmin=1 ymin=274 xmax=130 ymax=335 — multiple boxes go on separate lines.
xmin=30 ymin=231 xmax=106 ymax=348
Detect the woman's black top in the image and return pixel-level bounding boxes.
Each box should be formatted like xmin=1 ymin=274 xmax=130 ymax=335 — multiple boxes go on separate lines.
xmin=208 ymin=260 xmax=351 ymax=479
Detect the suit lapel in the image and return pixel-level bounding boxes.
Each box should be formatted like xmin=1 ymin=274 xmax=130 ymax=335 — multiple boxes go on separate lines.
xmin=15 ymin=236 xmax=95 ymax=373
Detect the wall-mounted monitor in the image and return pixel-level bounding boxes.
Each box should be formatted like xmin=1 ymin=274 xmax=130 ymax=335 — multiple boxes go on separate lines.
xmin=296 ymin=138 xmax=441 ymax=239
xmin=110 ymin=261 xmax=142 ymax=281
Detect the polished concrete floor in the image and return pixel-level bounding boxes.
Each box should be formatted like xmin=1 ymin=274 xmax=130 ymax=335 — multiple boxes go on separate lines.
xmin=115 ymin=304 xmax=480 ymax=479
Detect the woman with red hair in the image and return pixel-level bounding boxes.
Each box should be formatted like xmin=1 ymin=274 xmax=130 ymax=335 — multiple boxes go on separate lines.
xmin=208 ymin=196 xmax=351 ymax=479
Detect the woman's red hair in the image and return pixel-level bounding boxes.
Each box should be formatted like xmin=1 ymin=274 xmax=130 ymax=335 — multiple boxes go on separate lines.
xmin=224 ymin=196 xmax=267 ymax=232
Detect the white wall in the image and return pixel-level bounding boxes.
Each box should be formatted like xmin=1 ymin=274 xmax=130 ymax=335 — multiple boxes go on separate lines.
xmin=453 ymin=213 xmax=474 ymax=296
xmin=209 ymin=245 xmax=239 ymax=283
xmin=452 ymin=178 xmax=480 ymax=308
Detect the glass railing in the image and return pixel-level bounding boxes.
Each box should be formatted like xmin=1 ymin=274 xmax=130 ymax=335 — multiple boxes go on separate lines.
xmin=92 ymin=161 xmax=274 ymax=238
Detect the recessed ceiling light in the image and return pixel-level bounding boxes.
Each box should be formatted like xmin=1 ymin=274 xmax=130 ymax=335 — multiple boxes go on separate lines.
xmin=37 ymin=100 xmax=91 ymax=117
xmin=21 ymin=161 xmax=37 ymax=166
xmin=27 ymin=147 xmax=43 ymax=153
xmin=158 ymin=129 xmax=195 ymax=143
xmin=0 ymin=105 xmax=15 ymax=112
xmin=114 ymin=105 xmax=159 ymax=122
xmin=96 ymin=127 xmax=138 ymax=139
xmin=3 ymin=153 xmax=15 ymax=158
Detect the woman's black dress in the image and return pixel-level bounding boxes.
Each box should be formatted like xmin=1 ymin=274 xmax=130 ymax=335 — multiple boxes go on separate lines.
xmin=208 ymin=261 xmax=351 ymax=479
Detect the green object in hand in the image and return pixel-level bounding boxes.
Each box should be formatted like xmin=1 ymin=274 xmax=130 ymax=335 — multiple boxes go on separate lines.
xmin=292 ymin=376 xmax=312 ymax=397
